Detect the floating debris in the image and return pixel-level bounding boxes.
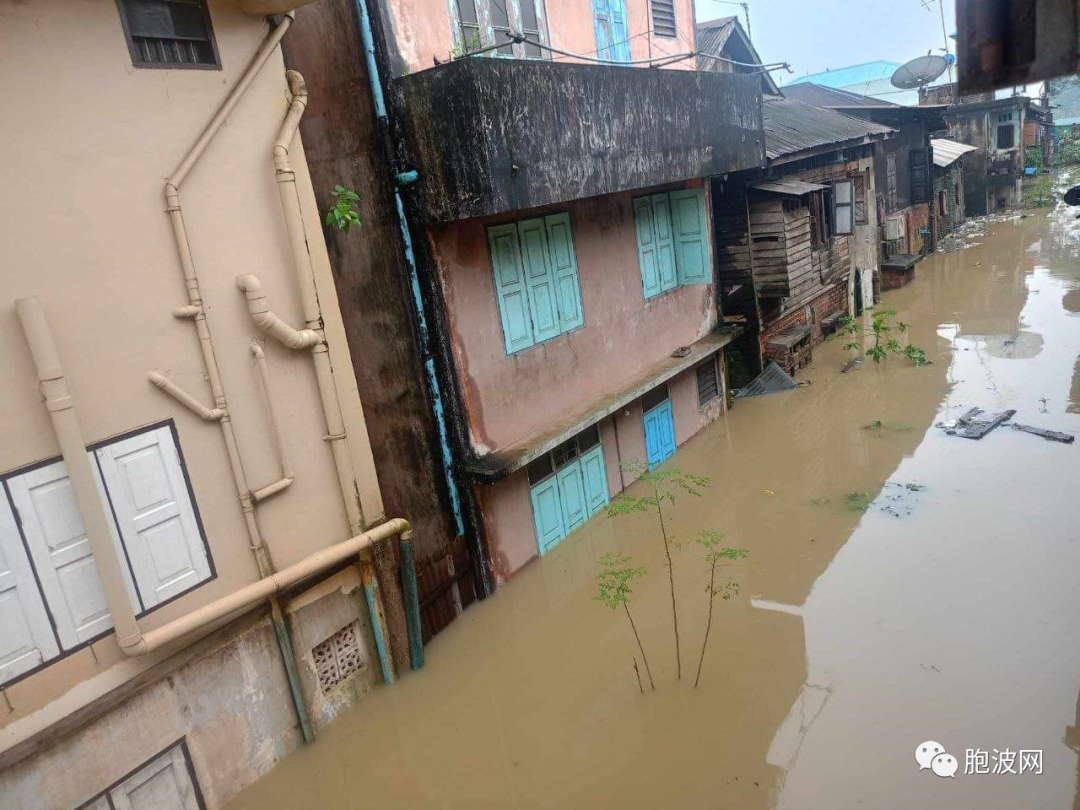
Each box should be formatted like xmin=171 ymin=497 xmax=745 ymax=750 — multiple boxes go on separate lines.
xmin=840 ymin=357 xmax=862 ymax=374
xmin=943 ymin=407 xmax=1016 ymax=440
xmin=845 ymin=491 xmax=873 ymax=512
xmin=735 ymin=361 xmax=798 ymax=398
xmin=1011 ymin=423 xmax=1075 ymax=444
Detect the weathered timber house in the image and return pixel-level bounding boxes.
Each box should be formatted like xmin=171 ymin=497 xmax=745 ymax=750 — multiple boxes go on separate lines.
xmin=283 ymin=0 xmax=766 ymax=587
xmin=931 ymin=139 xmax=978 ymax=239
xmin=716 ymin=97 xmax=893 ymax=379
xmin=1 ymin=1 xmax=428 ymax=806
xmin=783 ymin=83 xmax=948 ymax=289
xmin=921 ymin=83 xmax=1036 ymax=215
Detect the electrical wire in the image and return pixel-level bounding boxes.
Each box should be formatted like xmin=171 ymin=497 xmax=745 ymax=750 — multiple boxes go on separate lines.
xmin=451 ymin=30 xmax=791 ymax=73
xmin=552 ymin=29 xmax=654 ymax=61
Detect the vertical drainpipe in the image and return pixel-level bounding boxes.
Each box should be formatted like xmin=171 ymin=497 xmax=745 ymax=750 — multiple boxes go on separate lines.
xmin=352 ymin=0 xmax=492 ymax=597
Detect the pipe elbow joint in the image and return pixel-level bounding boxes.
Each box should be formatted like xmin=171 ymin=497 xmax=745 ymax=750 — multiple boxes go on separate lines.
xmin=236 ymin=273 xmax=263 ymax=297
xmin=172 ymin=304 xmax=202 ymax=319
xmin=119 ymin=634 xmax=149 ymax=657
xmin=285 ymin=70 xmax=308 ymax=102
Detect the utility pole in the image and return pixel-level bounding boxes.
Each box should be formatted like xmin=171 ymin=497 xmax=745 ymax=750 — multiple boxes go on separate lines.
xmin=922 ymin=0 xmax=954 ymax=83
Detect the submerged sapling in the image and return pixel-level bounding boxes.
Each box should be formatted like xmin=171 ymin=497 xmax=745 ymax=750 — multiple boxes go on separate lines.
xmin=694 ymin=531 xmax=748 ymax=688
xmin=595 ymin=552 xmax=654 ymax=690
xmin=607 ymin=463 xmax=711 ymax=681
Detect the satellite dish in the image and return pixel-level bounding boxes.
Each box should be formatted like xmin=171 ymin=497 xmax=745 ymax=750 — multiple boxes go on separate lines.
xmin=891 ymin=55 xmax=949 ymax=89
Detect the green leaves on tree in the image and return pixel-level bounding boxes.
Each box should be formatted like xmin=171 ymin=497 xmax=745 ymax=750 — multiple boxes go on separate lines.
xmin=595 ymin=552 xmax=654 ymax=690
xmin=694 ymin=531 xmax=748 ymax=688
xmin=606 ymin=463 xmax=711 ymax=681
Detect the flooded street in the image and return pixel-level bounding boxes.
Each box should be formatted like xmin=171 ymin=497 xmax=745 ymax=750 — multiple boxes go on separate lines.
xmin=227 ymin=200 xmax=1080 ymax=809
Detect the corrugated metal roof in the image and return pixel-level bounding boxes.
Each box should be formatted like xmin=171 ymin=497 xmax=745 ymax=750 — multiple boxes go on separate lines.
xmin=694 ymin=16 xmax=780 ymax=95
xmin=695 ymin=16 xmax=737 ymax=61
xmin=782 ymin=82 xmax=900 ymax=108
xmin=762 ymin=97 xmax=895 ymax=161
xmin=734 ymin=361 xmax=798 ymax=398
xmin=784 ymin=61 xmax=901 ymax=90
xmin=750 ymin=179 xmax=828 ymax=196
xmin=931 ymin=138 xmax=978 ymax=167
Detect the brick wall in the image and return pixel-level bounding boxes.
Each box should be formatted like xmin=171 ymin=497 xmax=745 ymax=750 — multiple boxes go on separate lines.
xmin=760 ymin=282 xmax=849 ymax=364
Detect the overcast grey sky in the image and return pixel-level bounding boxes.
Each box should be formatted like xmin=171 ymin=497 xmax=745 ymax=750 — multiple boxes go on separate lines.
xmin=693 ymin=0 xmax=958 ymax=83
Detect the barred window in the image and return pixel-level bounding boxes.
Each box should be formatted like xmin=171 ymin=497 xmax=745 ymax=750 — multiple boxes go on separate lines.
xmin=115 ymin=0 xmax=220 ymax=69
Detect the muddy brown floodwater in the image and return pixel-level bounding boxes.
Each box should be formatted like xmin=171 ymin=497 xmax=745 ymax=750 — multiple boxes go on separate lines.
xmin=227 ymin=198 xmax=1080 ymax=810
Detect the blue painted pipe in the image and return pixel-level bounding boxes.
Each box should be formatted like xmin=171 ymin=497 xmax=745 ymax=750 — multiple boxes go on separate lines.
xmin=355 ymin=0 xmax=465 ymax=539
xmin=362 ymin=564 xmax=395 ymax=685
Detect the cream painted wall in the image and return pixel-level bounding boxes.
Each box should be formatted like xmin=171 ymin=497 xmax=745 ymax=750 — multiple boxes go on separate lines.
xmin=0 ymin=0 xmax=382 ymax=731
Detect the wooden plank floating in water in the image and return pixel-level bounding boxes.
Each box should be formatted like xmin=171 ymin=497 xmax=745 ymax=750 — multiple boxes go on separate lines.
xmin=948 ymin=409 xmax=1017 ymax=439
xmin=1011 ymin=423 xmax=1076 ymax=444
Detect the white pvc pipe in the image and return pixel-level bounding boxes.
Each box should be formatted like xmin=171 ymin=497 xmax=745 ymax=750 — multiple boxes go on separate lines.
xmin=16 ymin=298 xmax=144 ymax=651
xmin=128 ymin=518 xmax=410 ymax=656
xmin=267 ymin=71 xmax=367 ymax=539
xmin=148 ymin=371 xmax=225 ymax=421
xmin=250 ymin=342 xmax=294 ymax=502
xmin=159 ymin=16 xmax=300 ymax=582
xmin=236 ymin=274 xmax=321 ymax=349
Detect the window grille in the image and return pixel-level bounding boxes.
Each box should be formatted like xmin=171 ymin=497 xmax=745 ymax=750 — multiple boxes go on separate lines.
xmin=697 ymin=358 xmax=719 ymax=406
xmin=116 ymin=0 xmax=219 ymax=69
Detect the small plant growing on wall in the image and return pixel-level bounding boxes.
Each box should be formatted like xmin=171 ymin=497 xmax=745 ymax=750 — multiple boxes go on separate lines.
xmin=595 ymin=552 xmax=654 ymax=691
xmin=449 ymin=29 xmax=484 ymax=58
xmin=694 ymin=531 xmax=748 ymax=688
xmin=607 ymin=463 xmax=711 ymax=681
xmin=325 ymin=185 xmax=362 ymax=232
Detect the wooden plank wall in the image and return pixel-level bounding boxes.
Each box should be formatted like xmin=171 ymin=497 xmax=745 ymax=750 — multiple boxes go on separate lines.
xmin=715 ymin=189 xmax=753 ymax=288
xmin=749 ymin=194 xmax=852 ymax=321
xmin=748 ymin=197 xmax=814 ymax=298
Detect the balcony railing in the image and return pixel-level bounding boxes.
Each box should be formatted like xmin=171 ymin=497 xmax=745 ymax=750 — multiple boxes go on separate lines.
xmin=392 ymin=59 xmax=765 ymax=222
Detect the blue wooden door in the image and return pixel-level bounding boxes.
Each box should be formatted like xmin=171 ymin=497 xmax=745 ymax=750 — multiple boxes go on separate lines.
xmin=579 ymin=445 xmax=609 ymax=515
xmin=530 ymin=477 xmax=565 ymax=554
xmin=643 ymin=400 xmax=676 ymax=469
xmin=556 ymin=462 xmax=589 ymax=533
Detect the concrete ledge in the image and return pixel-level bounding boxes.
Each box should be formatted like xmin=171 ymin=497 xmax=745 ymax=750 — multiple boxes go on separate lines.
xmin=464 ymin=331 xmax=734 ymax=483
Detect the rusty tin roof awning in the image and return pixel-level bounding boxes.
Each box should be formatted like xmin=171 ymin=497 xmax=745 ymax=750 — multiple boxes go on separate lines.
xmin=931 ymin=138 xmax=979 ymax=168
xmin=750 ymin=179 xmax=828 ymax=197
xmin=464 ymin=331 xmax=734 ymax=483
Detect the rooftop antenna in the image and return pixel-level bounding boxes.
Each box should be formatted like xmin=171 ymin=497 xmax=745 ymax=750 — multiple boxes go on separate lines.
xmin=711 ymin=0 xmax=752 ymax=42
xmin=919 ymin=0 xmax=955 ymax=83
xmin=890 ymin=53 xmax=950 ymax=92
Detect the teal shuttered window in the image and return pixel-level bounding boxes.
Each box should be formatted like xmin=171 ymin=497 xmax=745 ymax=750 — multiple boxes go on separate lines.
xmin=633 ymin=188 xmax=710 ymax=299
xmin=528 ymin=427 xmax=609 ymax=555
xmin=489 ymin=213 xmax=584 ymax=355
xmin=591 ymin=0 xmax=631 ymax=62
